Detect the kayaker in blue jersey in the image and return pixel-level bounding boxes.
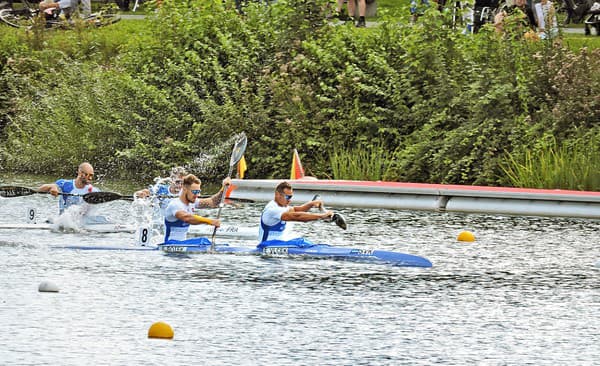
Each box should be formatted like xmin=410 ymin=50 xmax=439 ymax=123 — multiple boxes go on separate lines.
xmin=258 ymin=181 xmax=333 ymax=243
xmin=38 ymin=162 xmax=99 ymax=215
xmin=163 ymin=174 xmax=223 ymax=244
xmin=135 ymin=166 xmax=188 ymax=215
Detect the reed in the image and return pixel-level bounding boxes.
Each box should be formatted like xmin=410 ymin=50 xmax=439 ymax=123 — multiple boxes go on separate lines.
xmin=330 ymin=144 xmax=393 ymax=181
xmin=502 ymin=137 xmax=600 ymax=191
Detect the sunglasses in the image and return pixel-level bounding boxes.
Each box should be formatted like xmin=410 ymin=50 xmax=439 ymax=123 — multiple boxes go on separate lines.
xmin=190 ymin=189 xmax=202 ymax=195
xmin=280 ymin=193 xmax=292 ymax=201
xmin=173 ymin=180 xmax=183 ymax=185
xmin=80 ymin=172 xmax=94 ymax=179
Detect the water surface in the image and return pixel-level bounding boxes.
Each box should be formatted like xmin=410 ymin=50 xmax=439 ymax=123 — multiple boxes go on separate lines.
xmin=0 ymin=178 xmax=598 ymax=365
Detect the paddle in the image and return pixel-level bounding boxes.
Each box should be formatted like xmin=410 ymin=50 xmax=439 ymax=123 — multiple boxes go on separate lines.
xmin=0 ymin=185 xmax=79 ymax=198
xmin=312 ymin=194 xmax=347 ymax=230
xmin=82 ymin=192 xmax=134 ymax=204
xmin=0 ymin=186 xmax=134 ymax=204
xmin=210 ymin=132 xmax=248 ymax=251
xmin=199 ymin=195 xmax=254 ymax=204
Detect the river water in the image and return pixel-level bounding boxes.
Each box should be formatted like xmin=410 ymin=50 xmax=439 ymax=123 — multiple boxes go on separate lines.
xmin=1 ymin=177 xmax=599 ymax=365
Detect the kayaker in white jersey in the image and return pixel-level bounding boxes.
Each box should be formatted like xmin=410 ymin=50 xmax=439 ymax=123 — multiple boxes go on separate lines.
xmin=38 ymin=162 xmax=99 ymax=213
xmin=258 ymin=181 xmax=333 ymax=243
xmin=163 ymin=174 xmax=225 ymax=244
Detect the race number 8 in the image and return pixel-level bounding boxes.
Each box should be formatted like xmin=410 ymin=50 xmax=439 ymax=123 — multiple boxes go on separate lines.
xmin=137 ymin=226 xmax=152 ymax=246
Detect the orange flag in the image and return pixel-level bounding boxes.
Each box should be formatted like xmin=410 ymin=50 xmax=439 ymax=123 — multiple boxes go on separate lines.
xmin=290 ymin=149 xmax=305 ymax=180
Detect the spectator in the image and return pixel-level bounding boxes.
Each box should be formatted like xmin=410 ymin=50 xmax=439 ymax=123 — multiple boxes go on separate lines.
xmin=534 ymin=0 xmax=558 ymax=39
xmin=337 ymin=0 xmax=367 ymax=27
xmin=39 ymin=0 xmax=90 ymax=17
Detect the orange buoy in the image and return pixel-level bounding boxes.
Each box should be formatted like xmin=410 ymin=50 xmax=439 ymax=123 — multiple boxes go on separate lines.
xmin=148 ymin=322 xmax=174 ymax=339
xmin=457 ymin=231 xmax=476 ymax=242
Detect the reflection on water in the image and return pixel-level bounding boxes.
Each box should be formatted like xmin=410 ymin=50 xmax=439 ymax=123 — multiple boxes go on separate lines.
xmin=1 ymin=176 xmax=599 ymax=365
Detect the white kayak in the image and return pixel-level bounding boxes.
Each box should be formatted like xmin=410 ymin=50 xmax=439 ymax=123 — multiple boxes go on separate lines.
xmin=0 ymin=222 xmax=136 ymax=233
xmin=188 ymin=224 xmax=257 ymax=239
xmin=0 ymin=222 xmax=258 ymax=239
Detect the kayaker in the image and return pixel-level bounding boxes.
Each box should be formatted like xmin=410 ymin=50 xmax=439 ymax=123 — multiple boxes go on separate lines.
xmin=163 ymin=174 xmax=224 ymax=244
xmin=258 ymin=181 xmax=333 ymax=243
xmin=134 ymin=166 xmax=188 ymax=215
xmin=38 ymin=162 xmax=99 ymax=216
xmin=136 ymin=166 xmax=232 ymax=215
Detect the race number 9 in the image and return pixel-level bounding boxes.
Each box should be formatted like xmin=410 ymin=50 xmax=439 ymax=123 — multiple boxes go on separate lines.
xmin=27 ymin=207 xmax=37 ymax=223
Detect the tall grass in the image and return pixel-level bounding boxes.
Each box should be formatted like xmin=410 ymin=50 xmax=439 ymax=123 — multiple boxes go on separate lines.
xmin=329 ymin=144 xmax=393 ymax=180
xmin=501 ymin=136 xmax=600 ymax=191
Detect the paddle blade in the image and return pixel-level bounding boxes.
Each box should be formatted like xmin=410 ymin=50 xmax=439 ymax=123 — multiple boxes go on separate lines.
xmin=0 ymin=186 xmax=37 ymax=198
xmin=230 ymin=132 xmax=247 ymax=166
xmin=83 ymin=192 xmax=133 ymax=204
xmin=332 ymin=213 xmax=348 ymax=230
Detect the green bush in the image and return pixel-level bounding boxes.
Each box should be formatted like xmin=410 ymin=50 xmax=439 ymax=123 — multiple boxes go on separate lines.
xmin=0 ymin=0 xmax=598 ymax=190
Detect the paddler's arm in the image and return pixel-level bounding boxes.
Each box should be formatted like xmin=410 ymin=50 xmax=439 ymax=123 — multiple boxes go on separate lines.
xmin=281 ymin=210 xmax=332 ymax=222
xmin=38 ymin=183 xmax=60 ymax=196
xmin=195 ymin=176 xmax=232 ymax=208
xmin=174 ymin=210 xmax=221 ymax=227
xmin=292 ymin=198 xmax=324 ymax=213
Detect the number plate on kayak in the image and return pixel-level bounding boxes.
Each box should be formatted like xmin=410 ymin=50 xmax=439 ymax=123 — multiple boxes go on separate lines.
xmin=162 ymin=246 xmax=187 ymax=253
xmin=350 ymin=249 xmax=374 ymax=256
xmin=263 ymin=247 xmax=289 ymax=256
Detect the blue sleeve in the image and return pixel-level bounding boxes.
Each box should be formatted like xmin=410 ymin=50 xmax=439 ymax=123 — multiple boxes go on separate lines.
xmin=55 ymin=179 xmax=67 ymax=191
xmin=153 ymin=184 xmax=170 ymax=196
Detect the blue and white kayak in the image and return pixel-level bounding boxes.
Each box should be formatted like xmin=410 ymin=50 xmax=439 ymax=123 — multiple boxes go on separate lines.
xmin=158 ymin=238 xmax=432 ymax=268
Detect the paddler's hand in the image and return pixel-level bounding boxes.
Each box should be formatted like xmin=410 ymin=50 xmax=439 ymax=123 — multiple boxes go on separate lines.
xmin=211 ymin=218 xmax=221 ymax=227
xmin=49 ymin=186 xmax=60 ymax=197
xmin=311 ymin=199 xmax=324 ymax=210
xmin=320 ymin=210 xmax=333 ymax=220
xmin=222 ymin=176 xmax=232 ymax=187
xmin=135 ymin=189 xmax=151 ymax=198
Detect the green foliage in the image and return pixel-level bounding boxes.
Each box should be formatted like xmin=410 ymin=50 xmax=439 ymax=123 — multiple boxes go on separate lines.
xmin=330 ymin=143 xmax=393 ymax=180
xmin=501 ymin=133 xmax=600 ymax=190
xmin=0 ymin=0 xmax=598 ymax=189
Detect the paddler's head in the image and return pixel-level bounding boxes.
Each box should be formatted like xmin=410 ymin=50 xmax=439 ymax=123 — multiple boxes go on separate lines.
xmin=274 ymin=181 xmax=293 ymax=207
xmin=182 ymin=174 xmax=202 ymax=204
xmin=170 ymin=166 xmax=187 ymax=193
xmin=77 ymin=162 xmax=94 ymax=186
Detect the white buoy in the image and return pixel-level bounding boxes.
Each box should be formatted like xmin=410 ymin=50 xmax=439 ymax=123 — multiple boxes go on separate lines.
xmin=38 ymin=281 xmax=59 ymax=293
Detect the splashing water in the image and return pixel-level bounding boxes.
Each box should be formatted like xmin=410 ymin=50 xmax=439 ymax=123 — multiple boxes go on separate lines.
xmin=188 ymin=134 xmax=246 ymax=180
xmin=50 ymin=204 xmax=112 ymax=232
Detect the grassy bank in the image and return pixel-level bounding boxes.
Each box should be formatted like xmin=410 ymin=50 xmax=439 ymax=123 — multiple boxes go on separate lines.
xmin=0 ymin=0 xmax=598 ymax=190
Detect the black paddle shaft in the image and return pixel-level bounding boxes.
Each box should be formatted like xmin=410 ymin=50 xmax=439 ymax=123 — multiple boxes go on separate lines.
xmin=0 ymin=186 xmax=78 ymax=198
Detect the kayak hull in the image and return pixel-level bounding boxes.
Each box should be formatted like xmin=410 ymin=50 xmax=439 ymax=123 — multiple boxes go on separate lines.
xmin=158 ymin=242 xmax=432 ymax=268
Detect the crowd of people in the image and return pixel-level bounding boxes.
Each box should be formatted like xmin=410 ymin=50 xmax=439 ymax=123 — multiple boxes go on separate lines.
xmin=409 ymin=0 xmax=561 ymax=39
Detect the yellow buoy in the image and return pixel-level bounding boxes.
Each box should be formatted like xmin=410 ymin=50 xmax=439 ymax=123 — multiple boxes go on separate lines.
xmin=457 ymin=231 xmax=475 ymax=242
xmin=148 ymin=322 xmax=174 ymax=339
